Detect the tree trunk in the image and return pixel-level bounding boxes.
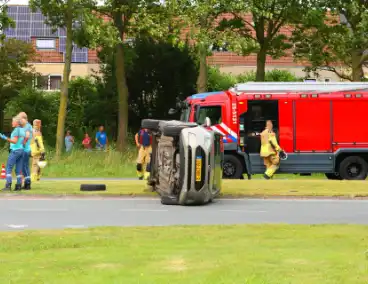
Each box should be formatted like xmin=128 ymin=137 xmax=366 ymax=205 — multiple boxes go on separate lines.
xmin=0 ymin=97 xmax=4 ymax=132
xmin=351 ymin=50 xmax=364 ymax=82
xmin=196 ymin=44 xmax=207 ymax=93
xmin=113 ymin=11 xmax=129 ymax=152
xmin=256 ymin=46 xmax=267 ymax=81
xmin=55 ymin=2 xmax=73 ymax=157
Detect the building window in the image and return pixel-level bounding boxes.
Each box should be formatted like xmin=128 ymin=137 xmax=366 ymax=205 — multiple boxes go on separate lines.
xmin=34 ymin=74 xmax=62 ymax=91
xmin=324 ymin=78 xmax=331 ymax=82
xmin=36 ymin=38 xmax=56 ymax=50
xmin=50 ymin=75 xmax=62 ymax=90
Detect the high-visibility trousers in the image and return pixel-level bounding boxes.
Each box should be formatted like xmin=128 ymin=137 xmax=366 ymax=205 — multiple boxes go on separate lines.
xmin=136 ymin=146 xmax=152 ymax=179
xmin=31 ymin=155 xmax=41 ymax=182
xmin=263 ymin=154 xmax=280 ymax=178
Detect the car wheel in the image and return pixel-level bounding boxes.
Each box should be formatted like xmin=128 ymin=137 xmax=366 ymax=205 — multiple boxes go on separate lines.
xmin=222 ymin=154 xmax=244 ymax=179
xmin=141 ymin=119 xmax=161 ymax=131
xmin=162 ymin=123 xmax=196 ymax=137
xmin=339 ymin=156 xmax=368 ymax=180
xmin=80 ymin=184 xmax=106 ymax=191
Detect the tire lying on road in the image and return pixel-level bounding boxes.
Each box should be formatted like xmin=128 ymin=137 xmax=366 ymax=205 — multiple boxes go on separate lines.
xmin=80 ymin=184 xmax=106 ymax=191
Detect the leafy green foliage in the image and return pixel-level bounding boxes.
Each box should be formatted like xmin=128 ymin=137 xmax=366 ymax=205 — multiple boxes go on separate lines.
xmin=0 ymin=38 xmax=36 ymax=101
xmin=218 ymin=0 xmax=312 ymax=81
xmin=97 ymin=36 xmax=198 ymax=130
xmin=5 ymin=88 xmax=59 ymax=145
xmin=0 ymin=1 xmax=14 ymax=41
xmin=292 ymin=0 xmax=368 ymax=81
xmin=207 ymin=67 xmax=302 ymax=91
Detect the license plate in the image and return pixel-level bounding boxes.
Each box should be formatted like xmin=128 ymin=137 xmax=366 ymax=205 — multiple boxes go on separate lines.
xmin=195 ymin=156 xmax=202 ymax=182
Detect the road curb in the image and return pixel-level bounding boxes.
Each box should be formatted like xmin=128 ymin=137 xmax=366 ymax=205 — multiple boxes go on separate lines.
xmin=0 ymin=193 xmax=367 ymax=200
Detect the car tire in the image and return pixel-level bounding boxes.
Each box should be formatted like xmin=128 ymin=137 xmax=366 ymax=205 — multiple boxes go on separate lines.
xmin=141 ymin=119 xmax=161 ymax=131
xmin=338 ymin=156 xmax=368 ymax=180
xmin=80 ymin=184 xmax=106 ymax=191
xmin=162 ymin=123 xmax=196 ymax=137
xmin=222 ymin=154 xmax=243 ymax=179
xmin=325 ymin=173 xmax=343 ymax=180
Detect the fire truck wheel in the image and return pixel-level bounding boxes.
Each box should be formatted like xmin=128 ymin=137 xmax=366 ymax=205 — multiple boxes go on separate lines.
xmin=324 ymin=173 xmax=343 ymax=180
xmin=222 ymin=154 xmax=243 ymax=179
xmin=339 ymin=156 xmax=368 ymax=180
xmin=141 ymin=119 xmax=160 ymax=131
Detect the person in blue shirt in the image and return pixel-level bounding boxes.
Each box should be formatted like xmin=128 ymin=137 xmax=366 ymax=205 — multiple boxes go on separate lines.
xmin=19 ymin=112 xmax=33 ymax=190
xmin=65 ymin=131 xmax=74 ymax=152
xmin=95 ymin=126 xmax=108 ymax=150
xmin=0 ymin=116 xmax=26 ymax=191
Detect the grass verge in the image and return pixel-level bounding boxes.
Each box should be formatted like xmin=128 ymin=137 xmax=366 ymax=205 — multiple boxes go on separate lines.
xmin=0 ymin=225 xmax=367 ymax=283
xmin=0 ymin=149 xmax=327 ymax=179
xmin=2 ymin=179 xmax=368 ymax=197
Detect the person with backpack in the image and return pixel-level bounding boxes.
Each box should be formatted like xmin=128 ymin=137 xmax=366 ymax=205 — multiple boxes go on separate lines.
xmin=135 ymin=128 xmax=152 ymax=180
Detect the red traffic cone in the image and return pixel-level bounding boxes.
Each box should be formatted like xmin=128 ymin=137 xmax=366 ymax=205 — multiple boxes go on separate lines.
xmin=1 ymin=164 xmax=5 ymax=179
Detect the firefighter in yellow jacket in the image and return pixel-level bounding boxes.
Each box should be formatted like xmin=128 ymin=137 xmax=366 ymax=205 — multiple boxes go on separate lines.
xmin=260 ymin=120 xmax=286 ymax=179
xmin=30 ymin=119 xmax=46 ymax=182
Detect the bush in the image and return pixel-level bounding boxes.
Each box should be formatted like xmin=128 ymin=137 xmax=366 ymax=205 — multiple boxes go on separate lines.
xmin=5 ymin=87 xmax=59 ymax=145
xmin=207 ymin=67 xmax=303 ymax=91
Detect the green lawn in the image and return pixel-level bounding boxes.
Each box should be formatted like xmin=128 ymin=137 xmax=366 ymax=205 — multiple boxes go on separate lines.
xmin=2 ymin=179 xmax=368 ymax=197
xmin=0 ymin=225 xmax=366 ymax=283
xmin=0 ymin=149 xmax=326 ymax=179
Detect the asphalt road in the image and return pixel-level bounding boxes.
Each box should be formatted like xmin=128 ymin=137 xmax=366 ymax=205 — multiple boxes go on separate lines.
xmin=0 ymin=198 xmax=367 ymax=231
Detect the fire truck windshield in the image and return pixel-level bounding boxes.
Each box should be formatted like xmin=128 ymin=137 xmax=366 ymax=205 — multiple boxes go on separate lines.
xmin=180 ymin=105 xmax=190 ymax=122
xmin=196 ymin=106 xmax=222 ymax=125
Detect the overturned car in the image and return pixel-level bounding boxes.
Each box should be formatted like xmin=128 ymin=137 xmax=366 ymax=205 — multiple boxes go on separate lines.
xmin=142 ymin=118 xmax=223 ymax=205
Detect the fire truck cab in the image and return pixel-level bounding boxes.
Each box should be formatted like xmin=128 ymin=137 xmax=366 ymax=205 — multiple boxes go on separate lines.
xmin=177 ymin=82 xmax=368 ymax=180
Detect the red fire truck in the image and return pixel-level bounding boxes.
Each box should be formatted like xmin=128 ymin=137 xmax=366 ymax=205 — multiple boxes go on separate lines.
xmin=176 ymin=82 xmax=368 ymax=180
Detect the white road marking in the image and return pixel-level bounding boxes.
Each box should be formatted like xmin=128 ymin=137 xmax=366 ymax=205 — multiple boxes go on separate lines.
xmin=6 ymin=224 xmax=28 ymax=229
xmin=119 ymin=209 xmax=168 ymax=212
xmin=220 ymin=209 xmax=268 ymax=213
xmin=13 ymin=208 xmax=68 ymax=212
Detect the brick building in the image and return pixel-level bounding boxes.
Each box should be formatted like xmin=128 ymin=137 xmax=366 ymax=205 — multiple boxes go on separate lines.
xmin=4 ymin=4 xmax=342 ymax=91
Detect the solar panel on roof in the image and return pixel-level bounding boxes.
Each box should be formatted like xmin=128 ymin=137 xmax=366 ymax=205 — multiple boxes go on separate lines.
xmin=4 ymin=5 xmax=89 ymax=63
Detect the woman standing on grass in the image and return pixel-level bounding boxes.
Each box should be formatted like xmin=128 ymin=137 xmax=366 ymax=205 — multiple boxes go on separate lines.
xmin=0 ymin=116 xmax=26 ymax=191
xmin=65 ymin=131 xmax=74 ymax=152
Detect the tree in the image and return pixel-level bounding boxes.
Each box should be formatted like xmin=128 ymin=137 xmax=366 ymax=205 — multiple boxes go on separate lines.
xmin=97 ymin=35 xmax=197 ymax=130
xmin=218 ymin=0 xmax=312 ymax=81
xmin=30 ymin=0 xmax=96 ymax=157
xmin=96 ymin=0 xmax=166 ymax=151
xmin=5 ymin=88 xmax=60 ymax=145
xmin=126 ymin=36 xmax=197 ymax=126
xmin=175 ymin=0 xmax=226 ymax=93
xmin=0 ymin=38 xmax=36 ymax=131
xmin=292 ymin=1 xmax=368 ymax=81
xmin=0 ymin=0 xmax=13 ymax=41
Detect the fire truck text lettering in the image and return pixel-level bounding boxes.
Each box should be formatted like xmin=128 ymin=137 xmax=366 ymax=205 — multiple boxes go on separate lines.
xmin=232 ymin=103 xmax=237 ymax=124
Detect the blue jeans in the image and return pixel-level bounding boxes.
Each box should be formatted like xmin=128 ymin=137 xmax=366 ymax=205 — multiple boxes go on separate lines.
xmin=22 ymin=151 xmax=31 ymax=184
xmin=6 ymin=149 xmax=24 ymax=184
